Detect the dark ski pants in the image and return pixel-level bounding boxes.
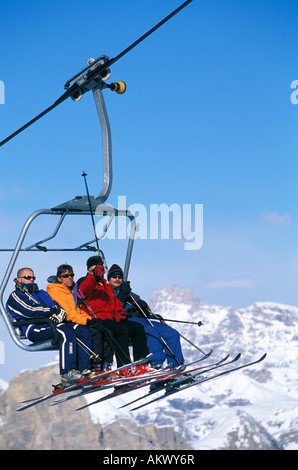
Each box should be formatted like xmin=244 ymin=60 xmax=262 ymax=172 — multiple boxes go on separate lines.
xmin=87 ymin=324 xmax=114 ymax=365
xmin=28 ymin=323 xmax=92 ymax=374
xmin=126 ymin=320 xmax=150 ymax=361
xmin=129 ymin=318 xmax=184 ymax=367
xmin=101 ymin=319 xmax=149 ymax=367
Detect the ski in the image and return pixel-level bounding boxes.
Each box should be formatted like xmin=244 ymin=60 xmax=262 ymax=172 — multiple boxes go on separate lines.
xmin=49 ymin=362 xmax=184 ymax=406
xmin=51 ymin=364 xmax=181 ymax=407
xmin=75 ymin=352 xmax=233 ymax=411
xmin=73 ymin=364 xmax=188 ymax=410
xmin=16 ymin=354 xmax=153 ymax=411
xmin=130 ymin=353 xmax=267 ymax=411
xmin=51 ymin=350 xmax=214 ymax=407
xmin=17 ymin=349 xmax=213 ymax=411
xmin=119 ymin=353 xmax=233 ymax=410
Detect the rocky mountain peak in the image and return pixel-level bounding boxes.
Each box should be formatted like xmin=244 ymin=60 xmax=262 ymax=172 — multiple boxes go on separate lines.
xmin=149 ymin=284 xmax=201 ymax=313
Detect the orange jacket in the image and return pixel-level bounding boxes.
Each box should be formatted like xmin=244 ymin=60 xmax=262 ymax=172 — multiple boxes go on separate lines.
xmin=47 ymin=282 xmax=92 ymax=325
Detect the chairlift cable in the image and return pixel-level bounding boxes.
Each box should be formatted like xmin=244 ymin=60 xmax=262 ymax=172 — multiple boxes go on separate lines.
xmin=0 ymin=0 xmax=193 ymax=148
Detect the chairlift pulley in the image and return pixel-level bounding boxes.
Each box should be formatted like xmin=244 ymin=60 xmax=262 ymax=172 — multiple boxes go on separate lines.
xmin=0 ymin=0 xmax=193 ymax=147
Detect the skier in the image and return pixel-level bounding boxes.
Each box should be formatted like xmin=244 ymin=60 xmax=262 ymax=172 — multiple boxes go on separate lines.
xmin=47 ymin=264 xmax=114 ymax=372
xmin=6 ymin=267 xmax=93 ymax=385
xmin=108 ymin=264 xmax=185 ymax=368
xmin=77 ymin=256 xmax=153 ymax=375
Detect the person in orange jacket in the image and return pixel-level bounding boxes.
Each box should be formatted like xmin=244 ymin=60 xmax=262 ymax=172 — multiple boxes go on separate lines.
xmin=47 ymin=264 xmax=113 ymax=371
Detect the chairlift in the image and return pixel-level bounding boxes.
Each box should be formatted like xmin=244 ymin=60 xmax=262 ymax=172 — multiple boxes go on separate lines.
xmin=0 ymin=1 xmax=193 ymax=352
xmin=0 ymin=79 xmax=136 ymax=352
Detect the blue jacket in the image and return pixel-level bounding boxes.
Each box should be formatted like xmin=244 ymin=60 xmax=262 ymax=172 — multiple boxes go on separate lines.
xmin=6 ymin=283 xmax=61 ymax=339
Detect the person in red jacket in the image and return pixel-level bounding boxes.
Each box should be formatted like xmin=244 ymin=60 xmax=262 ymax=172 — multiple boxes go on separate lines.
xmin=78 ymin=256 xmax=152 ymax=375
xmin=47 ymin=264 xmax=114 ymax=372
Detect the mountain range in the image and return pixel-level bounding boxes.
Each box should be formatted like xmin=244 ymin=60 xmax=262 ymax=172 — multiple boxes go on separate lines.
xmin=0 ymin=284 xmax=297 ymax=450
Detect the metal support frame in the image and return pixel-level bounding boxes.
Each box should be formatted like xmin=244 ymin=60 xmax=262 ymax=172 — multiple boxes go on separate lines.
xmin=0 ymin=79 xmax=136 ymax=351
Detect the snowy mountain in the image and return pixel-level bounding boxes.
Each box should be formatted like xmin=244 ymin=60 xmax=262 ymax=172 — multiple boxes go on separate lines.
xmin=0 ymin=285 xmax=297 ymax=450
xmin=85 ymin=285 xmax=298 ymax=450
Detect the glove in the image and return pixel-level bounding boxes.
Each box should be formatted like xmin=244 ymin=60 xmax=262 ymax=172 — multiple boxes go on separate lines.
xmin=93 ymin=265 xmax=105 ymax=281
xmin=50 ymin=308 xmax=66 ymax=323
xmin=138 ymin=299 xmax=149 ymax=311
xmin=87 ymin=317 xmax=105 ymax=333
xmin=114 ymin=309 xmax=127 ymax=322
xmin=117 ymin=281 xmax=131 ymax=305
xmin=133 ymin=298 xmax=150 ymax=316
xmin=126 ymin=307 xmax=141 ymax=318
xmin=119 ymin=281 xmax=131 ymax=296
xmin=149 ymin=313 xmax=164 ymax=322
xmin=155 ymin=313 xmax=164 ymax=322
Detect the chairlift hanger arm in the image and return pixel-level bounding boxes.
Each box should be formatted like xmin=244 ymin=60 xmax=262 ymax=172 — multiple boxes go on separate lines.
xmin=0 ymin=0 xmax=193 ymax=147
xmin=64 ymin=0 xmax=194 ymax=90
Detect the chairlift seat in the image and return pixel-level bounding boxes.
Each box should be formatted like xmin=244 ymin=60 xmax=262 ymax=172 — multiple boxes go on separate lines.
xmin=4 ymin=309 xmax=60 ymax=352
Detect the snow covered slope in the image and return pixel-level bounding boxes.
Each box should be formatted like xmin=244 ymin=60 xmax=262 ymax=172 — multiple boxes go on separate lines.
xmin=86 ymin=285 xmax=298 ymax=450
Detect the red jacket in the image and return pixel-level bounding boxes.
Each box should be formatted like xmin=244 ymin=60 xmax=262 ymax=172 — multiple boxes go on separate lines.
xmin=78 ymin=274 xmax=127 ymax=322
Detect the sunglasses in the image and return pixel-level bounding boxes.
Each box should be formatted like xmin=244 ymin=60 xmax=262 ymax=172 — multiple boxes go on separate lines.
xmin=60 ymin=273 xmax=74 ymax=278
xmin=111 ymin=274 xmax=123 ymax=279
xmin=20 ymin=275 xmax=36 ymax=281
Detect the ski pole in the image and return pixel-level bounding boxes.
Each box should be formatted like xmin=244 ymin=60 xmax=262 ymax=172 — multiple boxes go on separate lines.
xmin=146 ymin=306 xmax=217 ymax=364
xmin=162 ymin=319 xmax=204 ymax=326
xmin=76 ymin=337 xmax=100 ymax=361
xmin=129 ymin=294 xmax=183 ymax=366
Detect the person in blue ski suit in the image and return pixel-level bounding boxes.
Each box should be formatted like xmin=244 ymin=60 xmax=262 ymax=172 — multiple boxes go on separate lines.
xmin=6 ymin=267 xmax=93 ymax=384
xmin=108 ymin=264 xmax=184 ymax=368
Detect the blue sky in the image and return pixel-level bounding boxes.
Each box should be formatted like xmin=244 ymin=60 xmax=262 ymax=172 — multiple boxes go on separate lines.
xmin=0 ymin=0 xmax=297 ymax=381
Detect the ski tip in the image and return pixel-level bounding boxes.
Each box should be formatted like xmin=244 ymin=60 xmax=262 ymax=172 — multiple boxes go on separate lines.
xmin=16 ymin=404 xmax=29 ymax=412
xmin=76 ymin=404 xmax=89 ymax=411
xmin=259 ymin=353 xmax=267 ymax=362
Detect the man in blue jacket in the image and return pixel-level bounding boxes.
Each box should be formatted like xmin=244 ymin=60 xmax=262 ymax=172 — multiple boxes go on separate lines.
xmin=108 ymin=264 xmax=184 ymax=369
xmin=6 ymin=267 xmax=93 ymax=385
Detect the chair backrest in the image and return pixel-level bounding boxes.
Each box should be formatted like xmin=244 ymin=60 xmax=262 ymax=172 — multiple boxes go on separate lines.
xmin=2 ymin=306 xmax=59 ymax=352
